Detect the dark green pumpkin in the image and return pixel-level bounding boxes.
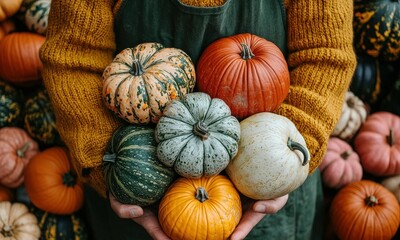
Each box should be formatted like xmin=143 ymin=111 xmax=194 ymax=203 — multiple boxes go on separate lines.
xmin=23 ymin=87 xmax=62 ymax=146
xmin=0 ymin=80 xmax=22 ymax=127
xmin=353 ymin=0 xmax=400 ymax=61
xmin=379 ymin=64 xmax=400 ymax=114
xmin=31 ymin=206 xmax=89 ymax=240
xmin=103 ymin=124 xmax=176 ymax=206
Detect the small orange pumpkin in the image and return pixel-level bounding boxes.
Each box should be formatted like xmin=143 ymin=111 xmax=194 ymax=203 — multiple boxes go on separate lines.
xmin=319 ymin=137 xmax=363 ymax=189
xmin=24 ymin=147 xmax=84 ymax=215
xmin=0 ymin=127 xmax=40 ymax=188
xmin=158 ymin=175 xmax=242 ymax=240
xmin=330 ymin=180 xmax=400 ymax=240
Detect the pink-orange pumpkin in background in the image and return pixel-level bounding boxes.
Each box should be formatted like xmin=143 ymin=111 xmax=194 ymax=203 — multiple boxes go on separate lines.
xmin=320 ymin=137 xmax=363 ymax=189
xmin=197 ymin=33 xmax=290 ymax=120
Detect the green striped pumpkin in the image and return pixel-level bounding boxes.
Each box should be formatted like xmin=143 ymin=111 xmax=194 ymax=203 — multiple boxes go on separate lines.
xmin=0 ymin=80 xmax=22 ymax=127
xmin=103 ymin=124 xmax=176 ymax=206
xmin=353 ymin=0 xmax=400 ymax=61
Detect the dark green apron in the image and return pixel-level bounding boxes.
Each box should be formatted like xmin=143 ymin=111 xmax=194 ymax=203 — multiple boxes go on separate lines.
xmin=84 ymin=0 xmax=325 ymax=239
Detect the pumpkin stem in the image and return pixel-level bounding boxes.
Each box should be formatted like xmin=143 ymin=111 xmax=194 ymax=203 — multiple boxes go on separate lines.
xmin=387 ymin=128 xmax=394 ymax=147
xmin=63 ymin=171 xmax=77 ymax=187
xmin=287 ymin=138 xmax=310 ymax=166
xmin=1 ymin=225 xmax=13 ymax=237
xmin=195 ymin=187 xmax=209 ymax=203
xmin=340 ymin=150 xmax=352 ymax=160
xmin=130 ymin=59 xmax=144 ymax=76
xmin=365 ymin=195 xmax=379 ymax=207
xmin=103 ymin=153 xmax=116 ymax=163
xmin=16 ymin=142 xmax=31 ymax=158
xmin=193 ymin=121 xmax=209 ymax=140
xmin=240 ymin=43 xmax=255 ymax=60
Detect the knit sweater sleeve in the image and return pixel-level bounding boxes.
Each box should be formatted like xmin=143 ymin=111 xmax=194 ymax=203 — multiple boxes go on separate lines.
xmin=40 ymin=0 xmax=121 ymax=197
xmin=276 ymin=0 xmax=357 ymax=173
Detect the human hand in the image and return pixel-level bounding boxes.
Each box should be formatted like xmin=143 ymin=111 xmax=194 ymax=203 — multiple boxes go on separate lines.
xmin=109 ymin=193 xmax=170 ymax=240
xmin=229 ymin=194 xmax=289 ymax=240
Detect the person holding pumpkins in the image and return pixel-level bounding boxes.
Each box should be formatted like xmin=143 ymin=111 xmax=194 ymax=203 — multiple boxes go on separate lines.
xmin=39 ymin=0 xmax=356 ymax=239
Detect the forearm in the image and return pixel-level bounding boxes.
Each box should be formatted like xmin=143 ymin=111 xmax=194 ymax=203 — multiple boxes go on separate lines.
xmin=277 ymin=0 xmax=357 ymax=173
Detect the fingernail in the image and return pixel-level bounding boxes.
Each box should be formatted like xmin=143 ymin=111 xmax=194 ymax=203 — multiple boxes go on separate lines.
xmin=130 ymin=208 xmax=139 ymax=217
xmin=254 ymin=204 xmax=266 ymax=213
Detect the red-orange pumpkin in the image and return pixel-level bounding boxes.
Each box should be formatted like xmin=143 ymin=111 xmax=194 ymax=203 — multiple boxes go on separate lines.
xmin=24 ymin=147 xmax=84 ymax=215
xmin=0 ymin=185 xmax=14 ymax=202
xmin=0 ymin=32 xmax=45 ymax=86
xmin=0 ymin=19 xmax=16 ymax=41
xmin=354 ymin=111 xmax=400 ymax=176
xmin=319 ymin=137 xmax=363 ymax=189
xmin=330 ymin=180 xmax=400 ymax=240
xmin=0 ymin=127 xmax=39 ymax=188
xmin=197 ymin=33 xmax=290 ymax=120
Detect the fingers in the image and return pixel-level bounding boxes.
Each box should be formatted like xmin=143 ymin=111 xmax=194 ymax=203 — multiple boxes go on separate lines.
xmin=229 ymin=210 xmax=266 ymax=240
xmin=253 ymin=194 xmax=289 ymax=214
xmin=109 ymin=193 xmax=144 ymax=218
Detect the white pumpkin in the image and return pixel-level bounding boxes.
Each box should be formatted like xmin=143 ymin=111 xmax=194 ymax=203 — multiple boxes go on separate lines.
xmin=24 ymin=0 xmax=51 ymax=35
xmin=225 ymin=112 xmax=310 ymax=200
xmin=381 ymin=174 xmax=400 ymax=203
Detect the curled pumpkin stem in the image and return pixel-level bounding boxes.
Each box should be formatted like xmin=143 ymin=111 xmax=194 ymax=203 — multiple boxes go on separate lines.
xmin=196 ymin=187 xmax=209 ymax=203
xmin=193 ymin=121 xmax=209 ymax=140
xmin=287 ymin=137 xmax=310 ymax=166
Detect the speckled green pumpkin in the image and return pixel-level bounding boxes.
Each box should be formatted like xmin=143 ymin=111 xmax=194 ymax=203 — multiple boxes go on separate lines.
xmin=103 ymin=124 xmax=176 ymax=206
xmin=31 ymin=206 xmax=88 ymax=240
xmin=353 ymin=0 xmax=400 ymax=61
xmin=155 ymin=92 xmax=241 ymax=179
xmin=0 ymin=80 xmax=22 ymax=127
xmin=23 ymin=87 xmax=62 ymax=146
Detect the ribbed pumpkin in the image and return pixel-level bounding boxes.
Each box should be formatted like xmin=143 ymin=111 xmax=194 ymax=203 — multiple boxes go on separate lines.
xmin=353 ymin=0 xmax=400 ymax=61
xmin=197 ymin=33 xmax=290 ymax=120
xmin=31 ymin=206 xmax=89 ymax=240
xmin=0 ymin=127 xmax=39 ymax=188
xmin=354 ymin=111 xmax=400 ymax=176
xmin=23 ymin=87 xmax=62 ymax=146
xmin=103 ymin=124 xmax=176 ymax=206
xmin=0 ymin=0 xmax=23 ymax=21
xmin=155 ymin=92 xmax=240 ymax=179
xmin=331 ymin=91 xmax=368 ymax=141
xmin=0 ymin=19 xmax=16 ymax=41
xmin=0 ymin=201 xmax=41 ymax=240
xmin=0 ymin=185 xmax=14 ymax=202
xmin=381 ymin=174 xmax=400 ymax=202
xmin=158 ymin=175 xmax=242 ymax=240
xmin=0 ymin=32 xmax=45 ymax=86
xmin=319 ymin=137 xmax=363 ymax=189
xmin=330 ymin=180 xmax=400 ymax=240
xmin=226 ymin=112 xmax=310 ymax=200
xmin=24 ymin=147 xmax=84 ymax=215
xmin=102 ymin=42 xmax=196 ymax=124
xmin=0 ymin=80 xmax=22 ymax=128
xmin=24 ymin=0 xmax=50 ymax=35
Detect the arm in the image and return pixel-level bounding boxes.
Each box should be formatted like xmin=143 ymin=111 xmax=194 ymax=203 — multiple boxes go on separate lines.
xmin=40 ymin=0 xmax=121 ymax=197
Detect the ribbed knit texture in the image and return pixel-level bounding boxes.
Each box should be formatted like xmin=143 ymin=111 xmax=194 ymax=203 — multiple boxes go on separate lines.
xmin=40 ymin=0 xmax=356 ymax=198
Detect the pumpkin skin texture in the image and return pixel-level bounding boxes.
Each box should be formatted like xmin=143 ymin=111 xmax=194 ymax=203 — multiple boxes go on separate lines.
xmin=197 ymin=33 xmax=290 ymax=120
xmin=330 ymin=180 xmax=400 ymax=240
xmin=225 ymin=112 xmax=310 ymax=200
xmin=103 ymin=124 xmax=176 ymax=206
xmin=24 ymin=147 xmax=84 ymax=215
xmin=0 ymin=32 xmax=45 ymax=86
xmin=0 ymin=80 xmax=22 ymax=128
xmin=0 ymin=127 xmax=39 ymax=188
xmin=353 ymin=0 xmax=400 ymax=61
xmin=319 ymin=137 xmax=363 ymax=189
xmin=381 ymin=174 xmax=400 ymax=203
xmin=158 ymin=175 xmax=242 ymax=240
xmin=0 ymin=185 xmax=14 ymax=202
xmin=0 ymin=0 xmax=23 ymax=21
xmin=331 ymin=91 xmax=368 ymax=141
xmin=354 ymin=111 xmax=400 ymax=176
xmin=102 ymin=42 xmax=196 ymax=124
xmin=155 ymin=92 xmax=240 ymax=179
xmin=0 ymin=201 xmax=41 ymax=240
xmin=24 ymin=0 xmax=50 ymax=35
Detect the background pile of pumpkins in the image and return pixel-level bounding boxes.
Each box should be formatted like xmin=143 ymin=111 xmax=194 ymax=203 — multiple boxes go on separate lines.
xmin=0 ymin=0 xmax=399 ymax=239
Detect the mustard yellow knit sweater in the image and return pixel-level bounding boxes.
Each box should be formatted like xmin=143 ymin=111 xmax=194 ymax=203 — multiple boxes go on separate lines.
xmin=40 ymin=0 xmax=356 ymax=197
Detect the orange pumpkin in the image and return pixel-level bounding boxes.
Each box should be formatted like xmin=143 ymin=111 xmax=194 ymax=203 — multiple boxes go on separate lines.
xmin=0 ymin=19 xmax=16 ymax=41
xmin=0 ymin=0 xmax=23 ymax=21
xmin=330 ymin=180 xmax=400 ymax=240
xmin=354 ymin=111 xmax=400 ymax=176
xmin=197 ymin=33 xmax=290 ymax=120
xmin=319 ymin=137 xmax=363 ymax=189
xmin=0 ymin=127 xmax=39 ymax=188
xmin=0 ymin=185 xmax=14 ymax=202
xmin=158 ymin=175 xmax=242 ymax=240
xmin=0 ymin=32 xmax=45 ymax=86
xmin=24 ymin=147 xmax=84 ymax=215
